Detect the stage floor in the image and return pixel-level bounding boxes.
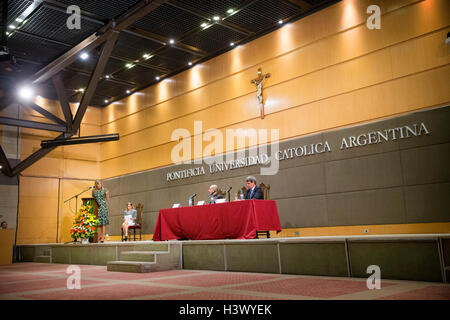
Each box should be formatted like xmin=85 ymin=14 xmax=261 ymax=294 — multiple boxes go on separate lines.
xmin=1 ymin=262 xmax=449 ymax=300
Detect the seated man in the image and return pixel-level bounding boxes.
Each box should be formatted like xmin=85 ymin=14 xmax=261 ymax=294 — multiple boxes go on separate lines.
xmin=208 ymin=184 xmax=223 ymax=204
xmin=245 ymin=176 xmax=264 ymax=200
xmin=1 ymin=221 xmax=7 ymax=229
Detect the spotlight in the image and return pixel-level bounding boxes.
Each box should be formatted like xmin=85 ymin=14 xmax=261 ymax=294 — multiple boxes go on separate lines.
xmin=105 ymin=75 xmax=110 ymax=79
xmin=227 ymin=9 xmax=234 ymax=14
xmin=278 ymin=20 xmax=283 ymax=24
xmin=8 ymin=25 xmax=16 ymax=29
xmin=15 ymin=18 xmax=24 ymax=23
xmin=188 ymin=61 xmax=192 ymax=66
xmin=17 ymin=86 xmax=34 ymax=100
xmin=230 ymin=42 xmax=234 ymax=46
xmin=169 ymin=39 xmax=175 ymax=44
xmin=201 ymin=22 xmax=208 ymax=28
xmin=155 ymin=76 xmax=160 ymax=80
xmin=126 ymin=90 xmax=131 ymax=94
xmin=78 ymin=88 xmax=85 ymax=93
xmin=213 ymin=16 xmax=220 ymax=21
xmin=80 ymin=52 xmax=89 ymax=60
xmin=143 ymin=53 xmax=151 ymax=59
xmin=125 ymin=63 xmax=135 ymax=69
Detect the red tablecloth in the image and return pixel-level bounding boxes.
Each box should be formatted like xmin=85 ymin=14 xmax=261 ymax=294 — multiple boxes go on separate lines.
xmin=153 ymin=200 xmax=282 ymax=241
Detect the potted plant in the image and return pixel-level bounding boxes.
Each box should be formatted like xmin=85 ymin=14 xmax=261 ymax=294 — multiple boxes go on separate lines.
xmin=70 ymin=205 xmax=99 ymax=244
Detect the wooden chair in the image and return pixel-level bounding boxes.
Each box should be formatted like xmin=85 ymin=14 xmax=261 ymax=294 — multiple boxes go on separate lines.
xmin=122 ymin=203 xmax=143 ymax=241
xmin=256 ymin=183 xmax=271 ymax=239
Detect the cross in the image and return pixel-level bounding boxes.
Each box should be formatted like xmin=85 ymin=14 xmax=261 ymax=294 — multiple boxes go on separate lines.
xmin=251 ymin=68 xmax=270 ymax=119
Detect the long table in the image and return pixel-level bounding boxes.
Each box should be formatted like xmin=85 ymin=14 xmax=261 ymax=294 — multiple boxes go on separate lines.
xmin=153 ymin=200 xmax=282 ymax=241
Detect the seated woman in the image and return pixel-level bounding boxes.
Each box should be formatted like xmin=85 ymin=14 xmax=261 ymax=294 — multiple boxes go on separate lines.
xmin=122 ymin=202 xmax=137 ymax=241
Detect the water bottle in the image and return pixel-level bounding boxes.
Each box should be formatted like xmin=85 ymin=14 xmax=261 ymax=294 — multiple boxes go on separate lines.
xmin=240 ymin=190 xmax=244 ymax=200
xmin=188 ymin=198 xmax=192 ymax=206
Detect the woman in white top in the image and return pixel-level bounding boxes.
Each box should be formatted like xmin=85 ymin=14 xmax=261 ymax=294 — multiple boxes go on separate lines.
xmin=122 ymin=202 xmax=137 ymax=241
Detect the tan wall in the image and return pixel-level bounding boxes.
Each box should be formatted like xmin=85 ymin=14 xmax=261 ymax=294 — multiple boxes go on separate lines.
xmin=100 ymin=0 xmax=450 ymax=178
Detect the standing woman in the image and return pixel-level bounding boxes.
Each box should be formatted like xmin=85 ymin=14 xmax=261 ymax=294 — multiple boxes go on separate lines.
xmin=92 ymin=180 xmax=109 ymax=243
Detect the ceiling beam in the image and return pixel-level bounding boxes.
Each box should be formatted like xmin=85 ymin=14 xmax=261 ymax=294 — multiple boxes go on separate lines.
xmin=9 ymin=133 xmax=69 ymax=177
xmin=24 ymin=101 xmax=67 ymax=127
xmin=0 ymin=146 xmax=13 ymax=177
xmin=72 ymin=31 xmax=119 ymax=132
xmin=0 ymin=116 xmax=68 ymax=132
xmin=52 ymin=74 xmax=73 ymax=132
xmin=281 ymin=0 xmax=313 ymax=10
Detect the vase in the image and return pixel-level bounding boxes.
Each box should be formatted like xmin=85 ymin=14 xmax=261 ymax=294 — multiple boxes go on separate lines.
xmin=81 ymin=238 xmax=89 ymax=244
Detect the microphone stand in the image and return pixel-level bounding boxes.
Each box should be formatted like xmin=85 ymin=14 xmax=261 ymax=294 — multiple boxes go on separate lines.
xmin=227 ymin=188 xmax=232 ymax=202
xmin=64 ymin=187 xmax=92 ymax=215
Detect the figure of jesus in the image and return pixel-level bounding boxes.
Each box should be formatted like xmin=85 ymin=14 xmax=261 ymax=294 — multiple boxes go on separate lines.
xmin=251 ymin=68 xmax=270 ymax=119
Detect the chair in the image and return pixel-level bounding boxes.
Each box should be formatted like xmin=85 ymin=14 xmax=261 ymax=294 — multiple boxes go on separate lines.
xmin=217 ymin=189 xmax=227 ymax=200
xmin=122 ymin=203 xmax=143 ymax=241
xmin=256 ymin=183 xmax=270 ymax=239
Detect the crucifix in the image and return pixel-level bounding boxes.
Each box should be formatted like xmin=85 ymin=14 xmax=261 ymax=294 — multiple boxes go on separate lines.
xmin=251 ymin=68 xmax=271 ymax=119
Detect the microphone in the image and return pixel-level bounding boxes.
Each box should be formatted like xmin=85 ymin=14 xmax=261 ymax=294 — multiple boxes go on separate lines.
xmin=190 ymin=193 xmax=197 ymax=199
xmin=226 ymin=187 xmax=232 ymax=202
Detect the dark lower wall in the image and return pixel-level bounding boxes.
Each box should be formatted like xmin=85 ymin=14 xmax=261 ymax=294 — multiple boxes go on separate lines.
xmin=181 ymin=235 xmax=449 ymax=283
xmin=103 ymin=106 xmax=450 ymax=236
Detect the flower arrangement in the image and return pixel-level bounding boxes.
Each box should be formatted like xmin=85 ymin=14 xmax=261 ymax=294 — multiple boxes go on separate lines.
xmin=70 ymin=205 xmax=99 ymax=240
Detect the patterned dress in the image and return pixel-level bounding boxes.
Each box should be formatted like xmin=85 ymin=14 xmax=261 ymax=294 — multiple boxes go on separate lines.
xmin=92 ymin=188 xmax=109 ymax=226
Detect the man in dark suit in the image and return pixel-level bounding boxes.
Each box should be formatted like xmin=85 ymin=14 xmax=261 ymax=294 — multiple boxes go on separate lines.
xmin=208 ymin=184 xmax=224 ymax=204
xmin=245 ymin=176 xmax=264 ymax=200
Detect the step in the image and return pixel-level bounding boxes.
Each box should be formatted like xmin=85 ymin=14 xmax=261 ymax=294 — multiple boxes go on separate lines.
xmin=34 ymin=255 xmax=51 ymax=263
xmin=120 ymin=251 xmax=155 ymax=262
xmin=132 ymin=243 xmax=169 ymax=252
xmin=107 ymin=261 xmax=154 ymax=273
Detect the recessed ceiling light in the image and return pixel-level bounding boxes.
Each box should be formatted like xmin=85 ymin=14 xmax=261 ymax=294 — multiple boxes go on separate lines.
xmin=188 ymin=61 xmax=192 ymax=66
xmin=155 ymin=76 xmax=160 ymax=80
xmin=78 ymin=88 xmax=85 ymax=93
xmin=104 ymin=99 xmax=109 ymax=103
xmin=8 ymin=25 xmax=16 ymax=29
xmin=80 ymin=52 xmax=89 ymax=60
xmin=213 ymin=16 xmax=220 ymax=21
xmin=15 ymin=18 xmax=24 ymax=23
xmin=143 ymin=53 xmax=151 ymax=59
xmin=126 ymin=90 xmax=131 ymax=94
xmin=227 ymin=9 xmax=234 ymax=14
xmin=169 ymin=39 xmax=175 ymax=44
xmin=105 ymin=75 xmax=110 ymax=79
xmin=125 ymin=63 xmax=135 ymax=69
xmin=278 ymin=20 xmax=283 ymax=24
xmin=17 ymin=86 xmax=34 ymax=100
xmin=201 ymin=22 xmax=208 ymax=28
xmin=230 ymin=42 xmax=234 ymax=46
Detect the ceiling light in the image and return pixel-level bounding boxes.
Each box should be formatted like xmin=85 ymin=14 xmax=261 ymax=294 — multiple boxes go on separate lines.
xmin=0 ymin=165 xmax=2 ymax=169
xmin=143 ymin=53 xmax=151 ymax=59
xmin=80 ymin=52 xmax=89 ymax=60
xmin=104 ymin=99 xmax=109 ymax=103
xmin=230 ymin=42 xmax=234 ymax=46
xmin=278 ymin=20 xmax=283 ymax=24
xmin=105 ymin=75 xmax=110 ymax=79
xmin=188 ymin=61 xmax=192 ymax=66
xmin=155 ymin=76 xmax=160 ymax=80
xmin=8 ymin=25 xmax=16 ymax=29
xmin=78 ymin=88 xmax=85 ymax=93
xmin=169 ymin=39 xmax=175 ymax=44
xmin=126 ymin=90 xmax=131 ymax=94
xmin=201 ymin=22 xmax=208 ymax=28
xmin=16 ymin=18 xmax=24 ymax=23
xmin=17 ymin=86 xmax=34 ymax=100
xmin=213 ymin=16 xmax=220 ymax=21
xmin=227 ymin=9 xmax=234 ymax=14
xmin=125 ymin=63 xmax=135 ymax=69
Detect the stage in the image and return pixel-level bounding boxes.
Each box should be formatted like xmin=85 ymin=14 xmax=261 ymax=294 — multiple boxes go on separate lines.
xmin=16 ymin=234 xmax=450 ymax=283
